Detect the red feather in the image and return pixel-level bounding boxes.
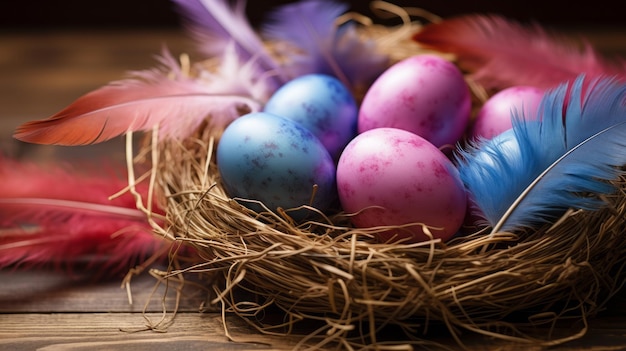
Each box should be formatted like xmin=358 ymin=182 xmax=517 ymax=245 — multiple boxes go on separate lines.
xmin=0 ymin=156 xmax=168 ymax=276
xmin=412 ymin=14 xmax=626 ymax=90
xmin=13 ymin=49 xmax=265 ymax=146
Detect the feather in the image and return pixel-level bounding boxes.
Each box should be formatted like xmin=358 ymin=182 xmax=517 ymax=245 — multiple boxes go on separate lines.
xmin=197 ymin=42 xmax=276 ymax=103
xmin=171 ymin=0 xmax=284 ymax=87
xmin=412 ymin=14 xmax=626 ymax=90
xmin=13 ymin=48 xmax=265 ymax=146
xmin=456 ymin=74 xmax=626 ymax=233
xmin=0 ymin=157 xmax=167 ymax=276
xmin=262 ymin=0 xmax=389 ymax=90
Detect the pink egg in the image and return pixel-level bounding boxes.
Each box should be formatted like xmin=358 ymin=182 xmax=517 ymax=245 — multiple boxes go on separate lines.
xmin=336 ymin=128 xmax=467 ymax=243
xmin=358 ymin=54 xmax=471 ymax=148
xmin=470 ymin=86 xmax=544 ymax=140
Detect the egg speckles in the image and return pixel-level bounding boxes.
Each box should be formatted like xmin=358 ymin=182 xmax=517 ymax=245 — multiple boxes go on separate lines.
xmin=263 ymin=74 xmax=357 ymax=160
xmin=217 ymin=112 xmax=337 ymax=219
xmin=358 ymin=55 xmax=471 ymax=148
xmin=337 ymin=128 xmax=467 ymax=243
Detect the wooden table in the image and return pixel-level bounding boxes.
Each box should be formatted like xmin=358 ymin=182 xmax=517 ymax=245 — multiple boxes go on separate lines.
xmin=2 ymin=25 xmax=626 ymax=350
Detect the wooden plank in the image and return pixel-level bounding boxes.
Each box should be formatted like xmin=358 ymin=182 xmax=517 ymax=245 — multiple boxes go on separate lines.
xmin=3 ymin=310 xmax=626 ymax=351
xmin=3 ymin=268 xmax=626 ymax=350
xmin=0 ymin=269 xmax=210 ymax=313
xmin=0 ymin=29 xmax=193 ymax=162
xmin=3 ymin=259 xmax=626 ymax=350
xmin=0 ymin=313 xmax=301 ymax=351
xmin=0 ymin=30 xmax=193 ymax=122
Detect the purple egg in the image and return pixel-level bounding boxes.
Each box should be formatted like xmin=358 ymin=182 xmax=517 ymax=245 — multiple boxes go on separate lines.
xmin=358 ymin=54 xmax=471 ymax=148
xmin=470 ymin=86 xmax=544 ymax=140
xmin=336 ymin=127 xmax=467 ymax=243
xmin=263 ymin=74 xmax=358 ymax=160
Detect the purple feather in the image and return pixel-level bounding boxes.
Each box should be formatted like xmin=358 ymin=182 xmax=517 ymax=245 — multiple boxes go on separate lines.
xmin=172 ymin=0 xmax=285 ymax=88
xmin=262 ymin=0 xmax=389 ymax=90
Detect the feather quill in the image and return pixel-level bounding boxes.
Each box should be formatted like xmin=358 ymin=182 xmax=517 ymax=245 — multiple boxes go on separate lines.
xmin=13 ymin=48 xmax=265 ymax=146
xmin=0 ymin=157 xmax=167 ymax=276
xmin=456 ymin=75 xmax=626 ymax=233
xmin=412 ymin=14 xmax=626 ymax=90
xmin=262 ymin=0 xmax=389 ymax=90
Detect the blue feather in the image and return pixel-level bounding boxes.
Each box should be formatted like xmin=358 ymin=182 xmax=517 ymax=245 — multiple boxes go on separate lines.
xmin=457 ymin=75 xmax=626 ymax=233
xmin=261 ymin=0 xmax=389 ymax=90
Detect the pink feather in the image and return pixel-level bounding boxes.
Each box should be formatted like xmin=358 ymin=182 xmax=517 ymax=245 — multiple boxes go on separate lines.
xmin=413 ymin=14 xmax=626 ymax=90
xmin=13 ymin=49 xmax=265 ymax=146
xmin=197 ymin=42 xmax=276 ymax=104
xmin=0 ymin=157 xmax=168 ymax=276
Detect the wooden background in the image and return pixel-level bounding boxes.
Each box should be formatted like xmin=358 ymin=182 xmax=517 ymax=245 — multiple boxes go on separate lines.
xmin=1 ymin=1 xmax=626 ymax=350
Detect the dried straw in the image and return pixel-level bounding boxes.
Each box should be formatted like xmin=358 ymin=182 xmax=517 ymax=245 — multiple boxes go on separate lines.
xmin=129 ymin=4 xmax=626 ymax=350
xmin=144 ymin=124 xmax=626 ymax=350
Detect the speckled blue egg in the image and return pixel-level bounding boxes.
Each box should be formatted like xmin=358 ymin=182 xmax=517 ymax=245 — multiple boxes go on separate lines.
xmin=263 ymin=73 xmax=357 ymax=160
xmin=216 ymin=112 xmax=337 ymax=219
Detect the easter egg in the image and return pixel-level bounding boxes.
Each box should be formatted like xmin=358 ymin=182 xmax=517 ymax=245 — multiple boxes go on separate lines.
xmin=470 ymin=86 xmax=544 ymax=140
xmin=358 ymin=54 xmax=471 ymax=148
xmin=216 ymin=112 xmax=337 ymax=219
xmin=336 ymin=127 xmax=467 ymax=243
xmin=263 ymin=73 xmax=358 ymax=160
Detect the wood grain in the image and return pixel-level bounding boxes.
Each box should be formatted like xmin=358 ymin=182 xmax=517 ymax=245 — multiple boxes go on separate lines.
xmin=0 ymin=269 xmax=209 ymax=313
xmin=0 ymin=313 xmax=300 ymax=351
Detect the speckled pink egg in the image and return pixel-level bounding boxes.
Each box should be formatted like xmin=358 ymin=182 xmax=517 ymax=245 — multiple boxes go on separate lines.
xmin=358 ymin=54 xmax=471 ymax=148
xmin=336 ymin=128 xmax=467 ymax=243
xmin=470 ymin=86 xmax=544 ymax=140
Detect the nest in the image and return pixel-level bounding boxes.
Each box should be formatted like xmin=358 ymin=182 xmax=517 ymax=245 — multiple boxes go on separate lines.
xmin=127 ymin=6 xmax=626 ymax=351
xmin=140 ymin=127 xmax=626 ymax=350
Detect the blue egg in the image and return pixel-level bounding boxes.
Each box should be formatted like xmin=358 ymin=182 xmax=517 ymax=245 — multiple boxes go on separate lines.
xmin=263 ymin=73 xmax=357 ymax=160
xmin=217 ymin=112 xmax=337 ymax=219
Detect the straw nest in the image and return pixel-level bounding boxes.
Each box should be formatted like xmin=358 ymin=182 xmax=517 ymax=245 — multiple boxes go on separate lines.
xmin=130 ymin=5 xmax=626 ymax=351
